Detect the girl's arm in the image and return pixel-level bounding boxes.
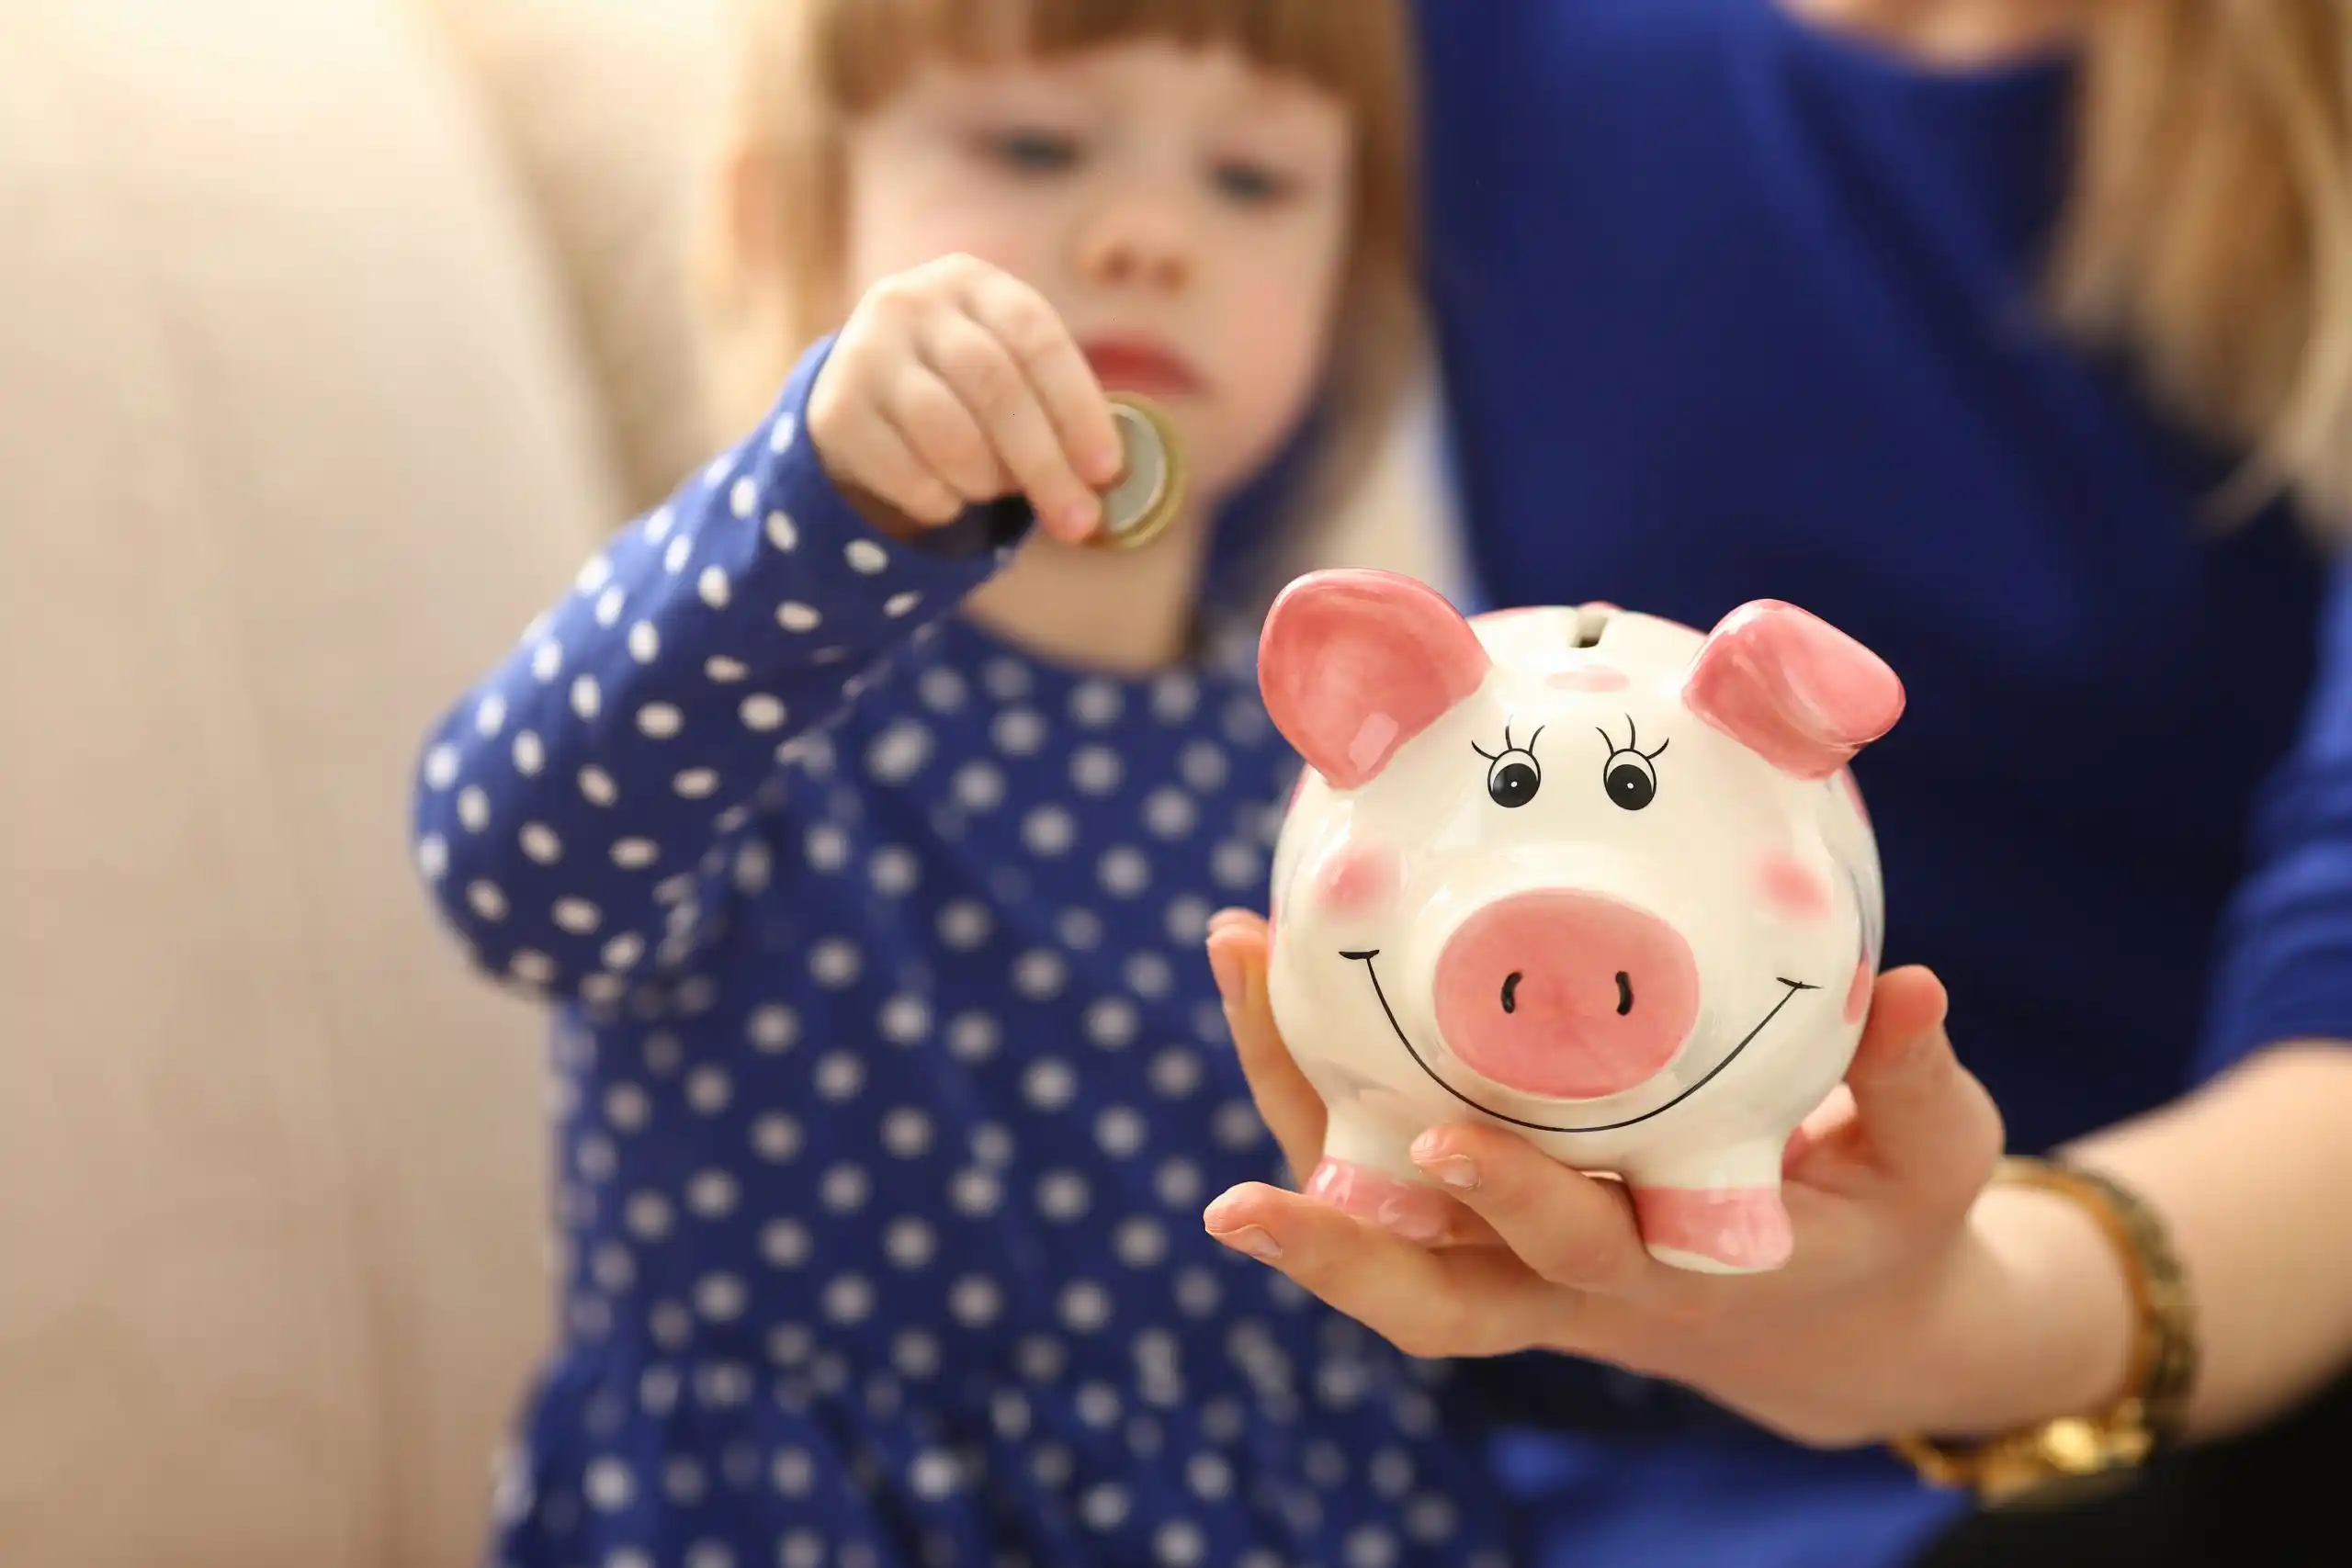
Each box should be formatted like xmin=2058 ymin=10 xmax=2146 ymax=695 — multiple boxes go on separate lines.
xmin=413 ymin=333 xmax=1020 ymax=1004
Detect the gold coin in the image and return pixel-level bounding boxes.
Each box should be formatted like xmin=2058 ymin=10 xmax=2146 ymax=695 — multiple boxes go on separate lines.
xmin=1090 ymin=393 xmax=1186 ymax=550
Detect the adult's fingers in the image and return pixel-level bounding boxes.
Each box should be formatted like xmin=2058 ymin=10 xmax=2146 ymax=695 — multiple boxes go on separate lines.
xmin=1207 ymin=908 xmax=1504 ymax=1247
xmin=1781 ymin=1083 xmax=1857 ymax=1180
xmin=1205 ymin=910 xmax=1324 ymax=1188
xmin=1201 ymin=1180 xmax=1580 ymax=1360
xmin=1839 ymin=966 xmax=2003 ymax=1212
xmin=1403 ymin=1121 xmax=1660 ymax=1302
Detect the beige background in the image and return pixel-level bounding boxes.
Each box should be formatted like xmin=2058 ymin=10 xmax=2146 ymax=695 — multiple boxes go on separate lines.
xmin=0 ymin=2 xmax=1464 ymax=1563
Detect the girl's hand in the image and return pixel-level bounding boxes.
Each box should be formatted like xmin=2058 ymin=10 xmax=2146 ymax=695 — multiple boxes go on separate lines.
xmin=1201 ymin=908 xmax=2017 ymax=1448
xmin=808 ymin=253 xmax=1126 ymax=544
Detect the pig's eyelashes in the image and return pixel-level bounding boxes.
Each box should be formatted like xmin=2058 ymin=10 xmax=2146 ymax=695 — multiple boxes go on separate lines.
xmin=1594 ymin=714 xmax=1670 ymax=762
xmin=1471 ymin=721 xmax=1545 ymax=761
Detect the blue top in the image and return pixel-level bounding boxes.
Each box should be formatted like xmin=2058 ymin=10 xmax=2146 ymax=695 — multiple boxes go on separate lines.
xmin=413 ymin=340 xmax=1521 ymax=1568
xmin=1409 ymin=2 xmax=2352 ymax=1564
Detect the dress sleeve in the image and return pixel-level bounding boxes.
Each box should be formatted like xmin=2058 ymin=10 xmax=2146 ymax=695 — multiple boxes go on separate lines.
xmin=412 ymin=333 xmax=1024 ymax=1005
xmin=2195 ymin=551 xmax=2352 ymax=1078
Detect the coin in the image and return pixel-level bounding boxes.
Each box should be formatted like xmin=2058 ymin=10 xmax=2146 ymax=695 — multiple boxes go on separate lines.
xmin=1089 ymin=393 xmax=1186 ymax=550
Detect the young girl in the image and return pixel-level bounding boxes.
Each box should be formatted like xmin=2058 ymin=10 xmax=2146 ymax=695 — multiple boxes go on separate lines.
xmin=413 ymin=4 xmax=1511 ymax=1566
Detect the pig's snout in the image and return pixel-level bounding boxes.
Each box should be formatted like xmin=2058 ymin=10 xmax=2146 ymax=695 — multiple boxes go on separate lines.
xmin=1432 ymin=891 xmax=1698 ymax=1100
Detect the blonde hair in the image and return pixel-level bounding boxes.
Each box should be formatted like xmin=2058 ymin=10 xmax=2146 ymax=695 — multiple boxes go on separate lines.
xmin=2049 ymin=0 xmax=2352 ymax=531
xmin=690 ymin=0 xmax=1422 ymax=537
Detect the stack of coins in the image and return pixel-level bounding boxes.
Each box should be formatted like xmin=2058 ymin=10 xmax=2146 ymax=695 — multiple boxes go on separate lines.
xmin=1088 ymin=393 xmax=1186 ymax=551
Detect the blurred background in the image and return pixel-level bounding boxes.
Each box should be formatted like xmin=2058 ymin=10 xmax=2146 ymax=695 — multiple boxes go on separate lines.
xmin=0 ymin=2 xmax=1458 ymax=1563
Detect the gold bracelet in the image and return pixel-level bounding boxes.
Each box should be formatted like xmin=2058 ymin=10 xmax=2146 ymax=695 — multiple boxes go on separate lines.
xmin=1888 ymin=1155 xmax=2199 ymax=1506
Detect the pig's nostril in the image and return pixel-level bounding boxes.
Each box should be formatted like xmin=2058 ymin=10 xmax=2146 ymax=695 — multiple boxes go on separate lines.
xmin=1505 ymin=968 xmax=1636 ymax=1020
xmin=1498 ymin=969 xmax=1631 ymax=1016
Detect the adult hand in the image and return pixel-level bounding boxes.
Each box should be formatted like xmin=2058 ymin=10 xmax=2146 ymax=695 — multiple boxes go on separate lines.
xmin=1201 ymin=908 xmax=2016 ymax=1448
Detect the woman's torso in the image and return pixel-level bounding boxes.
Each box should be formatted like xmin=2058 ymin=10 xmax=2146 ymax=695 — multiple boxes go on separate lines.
xmin=1410 ymin=2 xmax=2330 ymax=1564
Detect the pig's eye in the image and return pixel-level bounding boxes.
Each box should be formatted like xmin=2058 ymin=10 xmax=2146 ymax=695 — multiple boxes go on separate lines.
xmin=1603 ymin=750 xmax=1657 ymax=810
xmin=1475 ymin=725 xmax=1544 ymax=808
xmin=1597 ymin=716 xmax=1668 ymax=811
xmin=1487 ymin=752 xmax=1542 ymax=808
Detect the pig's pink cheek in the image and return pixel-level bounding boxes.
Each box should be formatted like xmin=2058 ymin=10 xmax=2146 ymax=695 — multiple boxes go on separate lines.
xmin=1844 ymin=956 xmax=1872 ymax=1024
xmin=1756 ymin=852 xmax=1831 ymax=920
xmin=1311 ymin=841 xmax=1401 ymax=919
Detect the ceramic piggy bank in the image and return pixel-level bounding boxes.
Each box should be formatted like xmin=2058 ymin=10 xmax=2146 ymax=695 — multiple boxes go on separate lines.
xmin=1259 ymin=570 xmax=1905 ymax=1273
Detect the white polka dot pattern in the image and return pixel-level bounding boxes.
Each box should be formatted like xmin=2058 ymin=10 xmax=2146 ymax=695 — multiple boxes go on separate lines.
xmin=411 ymin=339 xmax=1514 ymax=1567
xmin=413 ymin=348 xmax=1015 ymax=1001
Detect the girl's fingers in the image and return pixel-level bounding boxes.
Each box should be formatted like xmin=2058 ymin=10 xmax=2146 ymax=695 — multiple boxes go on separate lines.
xmin=813 ymin=254 xmax=1123 ymax=541
xmin=918 ymin=307 xmax=1101 ymax=542
xmin=824 ymin=408 xmax=966 ymax=527
xmin=961 ymin=267 xmax=1125 ymax=491
xmin=882 ymin=365 xmax=1007 ymax=504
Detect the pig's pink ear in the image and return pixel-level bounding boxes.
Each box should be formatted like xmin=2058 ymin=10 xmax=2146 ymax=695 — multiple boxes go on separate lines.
xmin=1260 ymin=570 xmax=1490 ymax=790
xmin=1682 ymin=600 xmax=1904 ymax=780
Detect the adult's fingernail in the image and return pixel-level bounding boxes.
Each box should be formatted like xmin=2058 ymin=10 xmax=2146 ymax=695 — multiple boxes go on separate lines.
xmin=1376 ymin=1198 xmax=1450 ymax=1244
xmin=1410 ymin=1131 xmax=1480 ymax=1189
xmin=1206 ymin=908 xmax=1253 ymax=934
xmin=1418 ymin=1157 xmax=1481 ymax=1191
xmin=1059 ymin=499 xmax=1101 ymax=538
xmin=1211 ymin=1224 xmax=1283 ymax=1260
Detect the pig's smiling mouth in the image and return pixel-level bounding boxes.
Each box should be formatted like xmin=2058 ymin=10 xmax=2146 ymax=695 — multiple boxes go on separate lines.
xmin=1340 ymin=951 xmax=1816 ymax=1134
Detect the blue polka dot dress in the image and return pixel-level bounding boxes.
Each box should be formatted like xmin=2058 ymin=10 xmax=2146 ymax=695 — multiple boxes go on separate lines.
xmin=413 ymin=338 xmax=1521 ymax=1568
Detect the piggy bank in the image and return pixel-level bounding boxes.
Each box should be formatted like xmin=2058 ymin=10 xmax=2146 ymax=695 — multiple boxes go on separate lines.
xmin=1258 ymin=570 xmax=1905 ymax=1273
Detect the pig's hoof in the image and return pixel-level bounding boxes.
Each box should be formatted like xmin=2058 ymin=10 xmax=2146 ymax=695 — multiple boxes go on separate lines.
xmin=1306 ymin=1158 xmax=1453 ymax=1245
xmin=1630 ymin=1185 xmax=1792 ymax=1273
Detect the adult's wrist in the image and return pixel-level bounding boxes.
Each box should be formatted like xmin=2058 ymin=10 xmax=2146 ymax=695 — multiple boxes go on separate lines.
xmin=1934 ymin=1173 xmax=2139 ymax=1435
xmin=1894 ymin=1156 xmax=2198 ymax=1502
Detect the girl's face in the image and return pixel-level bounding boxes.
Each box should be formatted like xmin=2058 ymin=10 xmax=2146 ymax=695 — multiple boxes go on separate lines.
xmin=839 ymin=38 xmax=1358 ymax=507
